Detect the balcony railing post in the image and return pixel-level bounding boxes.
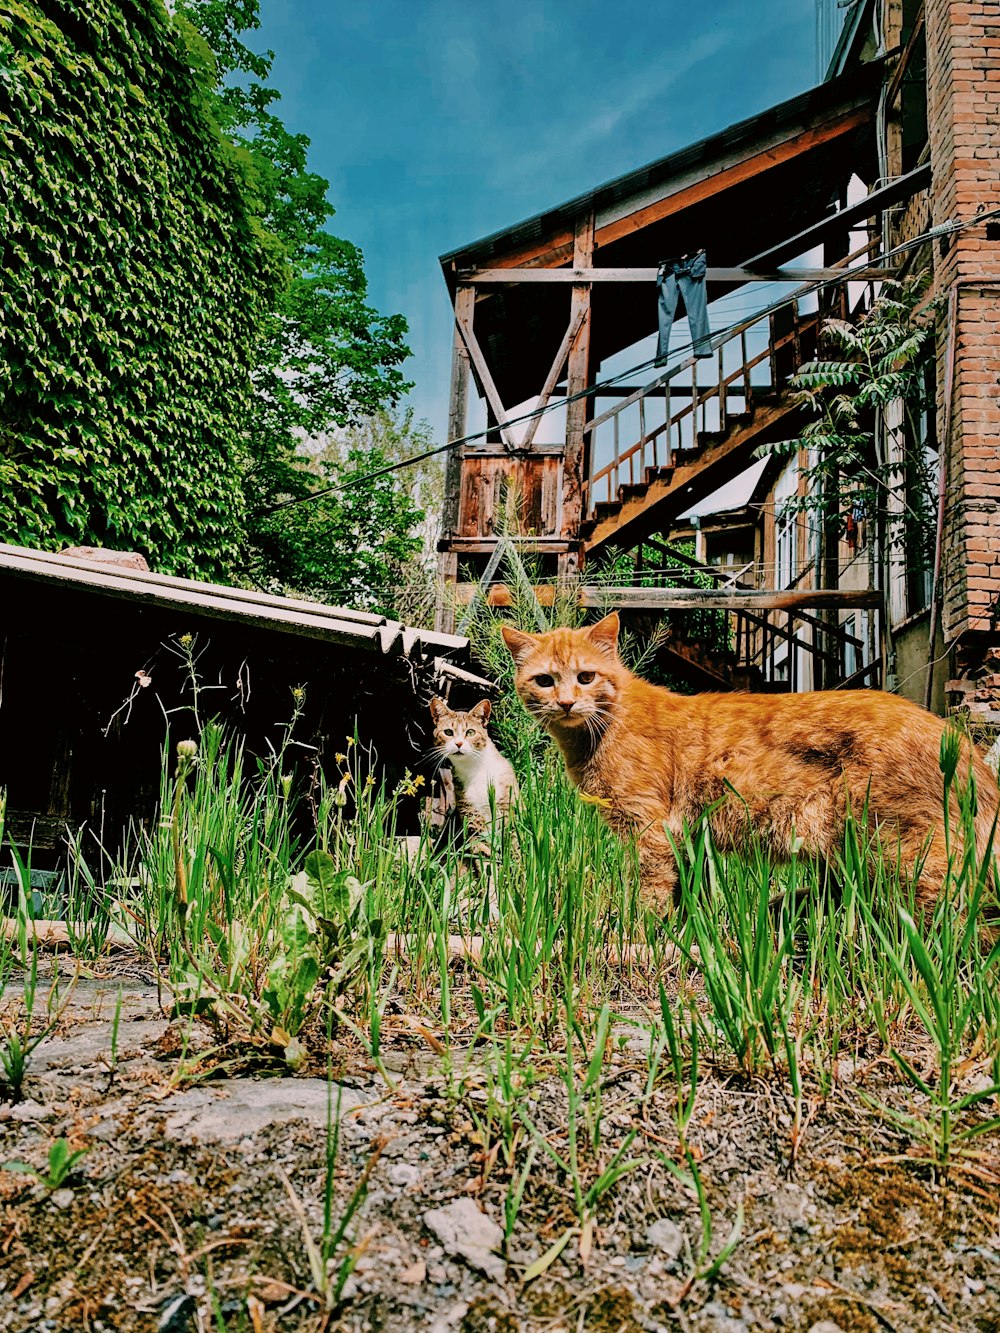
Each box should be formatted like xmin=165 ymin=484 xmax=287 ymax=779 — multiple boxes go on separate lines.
xmin=639 ymin=395 xmax=647 ymax=477
xmin=717 ymin=344 xmax=726 ymax=435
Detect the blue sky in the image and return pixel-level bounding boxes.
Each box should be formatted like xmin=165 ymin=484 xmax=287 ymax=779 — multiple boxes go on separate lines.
xmin=255 ymin=0 xmax=821 ymax=440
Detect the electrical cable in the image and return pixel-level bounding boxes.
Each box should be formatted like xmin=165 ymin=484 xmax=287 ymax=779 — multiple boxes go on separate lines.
xmin=254 ymin=204 xmax=1000 ymax=517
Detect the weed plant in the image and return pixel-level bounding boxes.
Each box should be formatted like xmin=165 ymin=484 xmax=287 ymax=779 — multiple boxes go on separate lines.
xmin=18 ymin=598 xmax=995 ymax=1294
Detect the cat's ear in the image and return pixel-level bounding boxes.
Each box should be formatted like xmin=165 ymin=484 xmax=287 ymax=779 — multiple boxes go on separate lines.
xmin=429 ymin=696 xmax=448 ymax=721
xmin=500 ymin=624 xmax=538 ymax=664
xmin=469 ymin=699 xmax=491 ymax=723
xmin=586 ymin=612 xmax=620 ymax=656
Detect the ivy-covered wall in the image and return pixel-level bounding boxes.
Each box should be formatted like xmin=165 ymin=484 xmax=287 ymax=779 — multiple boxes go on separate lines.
xmin=0 ymin=0 xmax=282 ymax=577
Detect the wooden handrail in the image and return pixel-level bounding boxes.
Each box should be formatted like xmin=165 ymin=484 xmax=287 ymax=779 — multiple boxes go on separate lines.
xmin=586 ymin=304 xmax=824 ymax=500
xmin=582 ymin=235 xmax=881 ymax=516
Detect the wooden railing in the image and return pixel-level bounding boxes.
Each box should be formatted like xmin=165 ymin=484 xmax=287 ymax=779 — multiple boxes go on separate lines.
xmin=605 ymin=547 xmax=880 ymax=691
xmin=583 ymin=287 xmax=850 ymax=515
xmin=730 ymin=602 xmax=877 ymax=692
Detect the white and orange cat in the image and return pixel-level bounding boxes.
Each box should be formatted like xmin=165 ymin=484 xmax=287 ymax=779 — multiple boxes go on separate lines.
xmin=501 ymin=612 xmax=998 ymax=912
xmin=429 ymin=697 xmax=518 ymax=835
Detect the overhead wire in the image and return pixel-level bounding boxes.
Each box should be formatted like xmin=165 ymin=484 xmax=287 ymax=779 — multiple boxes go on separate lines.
xmin=255 ymin=204 xmax=1000 ymax=517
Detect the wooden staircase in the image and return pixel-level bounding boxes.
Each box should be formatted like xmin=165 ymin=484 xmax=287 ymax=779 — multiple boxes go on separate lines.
xmin=580 ymin=295 xmax=836 ymax=557
xmin=613 ymin=546 xmax=882 ymax=693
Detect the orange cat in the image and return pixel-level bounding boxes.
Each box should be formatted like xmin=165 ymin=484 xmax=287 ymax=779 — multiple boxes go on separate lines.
xmin=501 ymin=613 xmax=998 ymax=912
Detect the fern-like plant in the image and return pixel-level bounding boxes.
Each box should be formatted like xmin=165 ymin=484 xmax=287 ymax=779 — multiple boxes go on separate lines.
xmin=755 ymin=276 xmax=938 ymax=578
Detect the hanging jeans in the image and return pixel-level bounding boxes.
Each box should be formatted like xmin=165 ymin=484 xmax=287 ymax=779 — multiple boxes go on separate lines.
xmin=655 ymin=250 xmax=712 ymax=364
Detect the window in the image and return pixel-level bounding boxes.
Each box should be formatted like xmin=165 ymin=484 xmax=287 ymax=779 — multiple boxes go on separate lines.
xmin=774 ymin=460 xmax=799 ymax=589
xmin=906 ymin=358 xmax=938 ymax=616
xmin=843 ymin=610 xmax=871 ymax=679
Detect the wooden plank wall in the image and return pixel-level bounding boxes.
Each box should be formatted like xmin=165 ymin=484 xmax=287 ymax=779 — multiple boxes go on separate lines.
xmin=458 ymin=456 xmax=563 ymax=539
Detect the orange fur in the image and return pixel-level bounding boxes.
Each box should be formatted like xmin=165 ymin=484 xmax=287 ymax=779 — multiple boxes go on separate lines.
xmin=501 ymin=613 xmax=998 ymax=913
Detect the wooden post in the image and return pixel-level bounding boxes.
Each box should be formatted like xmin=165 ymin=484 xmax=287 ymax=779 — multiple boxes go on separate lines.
xmin=436 ymin=284 xmax=474 ymax=632
xmin=559 ymin=209 xmax=594 ymax=579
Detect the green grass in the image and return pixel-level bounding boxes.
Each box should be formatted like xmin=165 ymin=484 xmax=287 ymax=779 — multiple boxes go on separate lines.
xmin=2 ymin=658 xmax=1000 ymax=1304
xmin=79 ymin=718 xmax=999 ymax=1179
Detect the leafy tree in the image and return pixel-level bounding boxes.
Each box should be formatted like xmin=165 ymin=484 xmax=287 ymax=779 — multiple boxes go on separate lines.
xmin=174 ymin=0 xmax=415 ymax=595
xmin=247 ymin=408 xmax=434 ymax=613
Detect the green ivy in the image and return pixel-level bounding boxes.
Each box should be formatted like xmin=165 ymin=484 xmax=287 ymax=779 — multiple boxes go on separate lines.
xmin=0 ymin=0 xmax=283 ymax=577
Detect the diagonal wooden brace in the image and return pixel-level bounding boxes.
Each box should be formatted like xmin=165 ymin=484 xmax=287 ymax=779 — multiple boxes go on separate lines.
xmin=454 ymin=305 xmax=517 ymax=451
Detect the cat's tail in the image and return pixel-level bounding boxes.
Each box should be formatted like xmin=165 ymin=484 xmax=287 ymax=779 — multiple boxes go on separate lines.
xmin=970 ymin=749 xmax=1000 ymax=927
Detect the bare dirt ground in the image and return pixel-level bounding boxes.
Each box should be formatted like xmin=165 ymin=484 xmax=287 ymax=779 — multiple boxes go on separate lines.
xmin=1 ymin=962 xmax=998 ymax=1333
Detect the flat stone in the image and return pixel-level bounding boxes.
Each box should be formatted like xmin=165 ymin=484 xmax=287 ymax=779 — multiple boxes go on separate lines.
xmin=157 ymin=1293 xmax=197 ymax=1333
xmin=807 ymin=1323 xmax=846 ymax=1333
xmin=423 ymin=1197 xmax=505 ymax=1280
xmin=7 ymin=1099 xmax=54 ymax=1122
xmin=161 ymin=1080 xmax=367 ymax=1143
xmin=699 ymin=1302 xmax=747 ymax=1332
xmin=387 ymin=1162 xmax=420 ymax=1187
xmin=645 ymin=1217 xmax=685 ymax=1261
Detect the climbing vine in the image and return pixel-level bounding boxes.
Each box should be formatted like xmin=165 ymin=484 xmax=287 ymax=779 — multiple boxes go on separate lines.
xmin=0 ymin=0 xmax=283 ymax=577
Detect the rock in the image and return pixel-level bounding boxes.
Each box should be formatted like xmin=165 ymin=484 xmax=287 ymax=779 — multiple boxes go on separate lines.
xmin=49 ymin=1189 xmax=75 ymax=1210
xmin=61 ymin=546 xmax=150 ymax=572
xmin=645 ymin=1217 xmax=684 ymax=1261
xmin=9 ymin=1099 xmax=53 ymax=1123
xmin=161 ymin=1079 xmax=366 ymax=1143
xmin=807 ymin=1323 xmax=845 ymax=1333
xmin=699 ymin=1303 xmax=747 ymax=1332
xmin=157 ymin=1293 xmax=196 ymax=1332
xmin=423 ymin=1197 xmax=505 ymax=1280
xmin=387 ymin=1162 xmax=420 ymax=1188
xmin=429 ymin=1300 xmax=470 ymax=1332
xmin=399 ymin=1260 xmax=426 ymax=1284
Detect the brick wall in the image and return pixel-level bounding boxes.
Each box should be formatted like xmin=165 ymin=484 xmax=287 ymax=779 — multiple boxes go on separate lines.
xmin=926 ymin=0 xmax=1000 ymax=642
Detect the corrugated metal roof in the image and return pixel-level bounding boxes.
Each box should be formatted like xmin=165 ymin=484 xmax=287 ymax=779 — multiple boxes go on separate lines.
xmin=0 ymin=543 xmax=468 ymax=663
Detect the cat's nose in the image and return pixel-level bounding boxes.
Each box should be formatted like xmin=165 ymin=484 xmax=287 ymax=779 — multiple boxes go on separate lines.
xmin=558 ymin=700 xmax=575 ymax=714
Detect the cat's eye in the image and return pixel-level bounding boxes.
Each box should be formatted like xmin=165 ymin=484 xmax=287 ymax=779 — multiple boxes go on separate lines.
xmin=443 ymin=728 xmax=453 ymax=736
xmin=467 ymin=729 xmax=477 ymax=737
xmin=533 ymin=673 xmax=555 ymax=688
xmin=577 ymin=671 xmax=596 ymax=684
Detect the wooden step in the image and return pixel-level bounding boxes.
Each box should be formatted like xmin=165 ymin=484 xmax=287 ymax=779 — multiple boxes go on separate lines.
xmin=584 ymin=390 xmax=803 ymax=556
xmin=646 ymin=465 xmax=675 ymax=485
xmin=697 ymin=413 xmax=754 ymax=449
xmin=594 ymin=499 xmax=623 ymax=522
xmin=618 ymin=482 xmax=649 ymax=503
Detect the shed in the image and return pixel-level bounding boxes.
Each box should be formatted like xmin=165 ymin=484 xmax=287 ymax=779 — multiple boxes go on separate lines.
xmin=0 ymin=544 xmax=472 ymax=861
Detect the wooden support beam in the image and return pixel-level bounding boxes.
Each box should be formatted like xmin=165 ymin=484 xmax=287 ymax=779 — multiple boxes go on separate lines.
xmin=885 ymin=3 xmax=925 ymax=109
xmin=452 ymin=583 xmax=882 ymax=612
xmin=453 ymin=297 xmax=517 ymax=451
xmin=738 ymin=162 xmax=931 ymax=272
xmin=579 ymin=587 xmax=883 ymax=611
xmin=462 ymin=443 xmax=567 ymax=458
xmin=560 ymin=211 xmax=594 ymax=579
xmin=436 ymin=285 xmax=474 ymax=632
xmin=519 ymin=309 xmax=586 ymax=451
xmin=460 ymin=266 xmax=890 ymax=285
xmin=594 ymin=105 xmax=874 ymax=251
xmin=442 ymin=537 xmax=576 ymax=554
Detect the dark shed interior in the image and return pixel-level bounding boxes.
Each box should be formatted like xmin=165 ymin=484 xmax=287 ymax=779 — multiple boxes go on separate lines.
xmin=0 ymin=546 xmax=471 ymax=865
